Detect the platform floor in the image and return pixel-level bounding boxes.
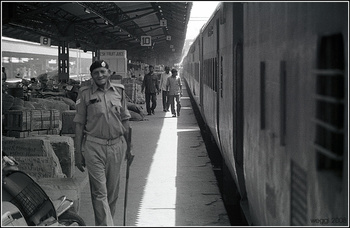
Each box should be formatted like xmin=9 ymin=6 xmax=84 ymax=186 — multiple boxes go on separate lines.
xmin=76 ymin=83 xmax=231 ymax=226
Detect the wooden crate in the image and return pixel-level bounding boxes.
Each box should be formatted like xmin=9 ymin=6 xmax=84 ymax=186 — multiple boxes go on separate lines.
xmin=6 ymin=128 xmax=60 ymax=138
xmin=4 ymin=109 xmax=60 ymax=131
xmin=61 ymin=110 xmax=76 ymax=134
xmin=124 ymin=83 xmax=136 ymax=102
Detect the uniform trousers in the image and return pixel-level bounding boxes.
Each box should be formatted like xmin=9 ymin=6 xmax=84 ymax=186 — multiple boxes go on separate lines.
xmin=83 ymin=136 xmax=127 ymax=226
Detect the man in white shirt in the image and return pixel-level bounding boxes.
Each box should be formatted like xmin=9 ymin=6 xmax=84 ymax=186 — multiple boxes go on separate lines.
xmin=166 ymin=68 xmax=182 ymax=117
xmin=159 ymin=66 xmax=172 ymax=112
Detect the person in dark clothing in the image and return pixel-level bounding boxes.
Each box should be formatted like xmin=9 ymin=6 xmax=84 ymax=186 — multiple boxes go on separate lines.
xmin=2 ymin=67 xmax=7 ymax=82
xmin=141 ymin=65 xmax=160 ymax=115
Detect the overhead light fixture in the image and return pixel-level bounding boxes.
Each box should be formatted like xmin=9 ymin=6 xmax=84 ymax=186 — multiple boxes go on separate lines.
xmin=84 ymin=8 xmax=90 ymax=13
xmin=104 ymin=20 xmax=108 ymax=25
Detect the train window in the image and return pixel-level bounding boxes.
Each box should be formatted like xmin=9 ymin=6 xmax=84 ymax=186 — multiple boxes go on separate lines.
xmin=210 ymin=58 xmax=212 ymax=89
xmin=260 ymin=62 xmax=266 ymax=130
xmin=220 ymin=56 xmax=223 ymax=98
xmin=204 ymin=59 xmax=207 ymax=86
xmin=212 ymin=58 xmax=214 ymax=90
xmin=280 ymin=61 xmax=286 ymax=146
xmin=214 ymin=57 xmax=218 ymax=93
xmin=195 ymin=62 xmax=199 ymax=81
xmin=315 ymin=33 xmax=345 ymax=178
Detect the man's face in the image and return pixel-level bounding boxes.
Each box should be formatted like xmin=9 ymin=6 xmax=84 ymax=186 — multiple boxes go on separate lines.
xmin=91 ymin=67 xmax=110 ymax=86
xmin=165 ymin=67 xmax=170 ymax=73
xmin=149 ymin=67 xmax=154 ymax=73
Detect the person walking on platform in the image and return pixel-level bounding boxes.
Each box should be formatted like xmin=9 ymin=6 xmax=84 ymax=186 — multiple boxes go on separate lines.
xmin=159 ymin=66 xmax=172 ymax=112
xmin=73 ymin=60 xmax=132 ymax=226
xmin=141 ymin=65 xmax=159 ymax=115
xmin=2 ymin=66 xmax=7 ymax=82
xmin=166 ymin=68 xmax=182 ymax=117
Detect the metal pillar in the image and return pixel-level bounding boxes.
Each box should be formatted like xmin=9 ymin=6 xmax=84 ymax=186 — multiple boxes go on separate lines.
xmin=58 ymin=41 xmax=69 ymax=82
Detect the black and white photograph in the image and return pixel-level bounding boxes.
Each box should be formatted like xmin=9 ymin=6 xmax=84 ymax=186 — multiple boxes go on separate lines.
xmin=1 ymin=1 xmax=348 ymax=226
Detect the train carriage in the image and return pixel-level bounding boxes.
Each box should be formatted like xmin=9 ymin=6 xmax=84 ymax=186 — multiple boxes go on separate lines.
xmin=183 ymin=36 xmax=201 ymax=107
xmin=243 ymin=2 xmax=348 ymax=226
xmin=182 ymin=2 xmax=348 ymax=226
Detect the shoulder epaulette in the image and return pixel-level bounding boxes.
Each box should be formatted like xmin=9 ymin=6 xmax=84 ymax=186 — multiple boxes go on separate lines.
xmin=79 ymin=85 xmax=90 ymax=92
xmin=111 ymin=83 xmax=125 ymax=90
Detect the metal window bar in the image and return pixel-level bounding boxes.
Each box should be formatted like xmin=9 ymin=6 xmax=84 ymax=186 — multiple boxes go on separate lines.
xmin=314 ymin=65 xmax=344 ymax=158
xmin=315 ymin=94 xmax=344 ymax=104
xmin=312 ymin=118 xmax=344 ymax=134
xmin=312 ymin=69 xmax=344 ymax=76
xmin=313 ymin=143 xmax=343 ymax=161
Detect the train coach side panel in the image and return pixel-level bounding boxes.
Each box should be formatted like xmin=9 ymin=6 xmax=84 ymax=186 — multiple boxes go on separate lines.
xmin=243 ymin=2 xmax=348 ymax=226
xmin=183 ymin=36 xmax=201 ymax=109
xmin=217 ymin=2 xmax=246 ymax=201
xmin=217 ymin=3 xmax=238 ymax=187
xmin=201 ymin=10 xmax=221 ymax=149
xmin=192 ymin=38 xmax=201 ymax=107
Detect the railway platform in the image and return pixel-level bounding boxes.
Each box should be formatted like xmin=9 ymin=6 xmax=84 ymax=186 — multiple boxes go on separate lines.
xmin=75 ymin=82 xmax=231 ymax=226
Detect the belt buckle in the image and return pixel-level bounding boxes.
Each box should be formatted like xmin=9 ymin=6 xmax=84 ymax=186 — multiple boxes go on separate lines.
xmin=106 ymin=139 xmax=111 ymax=146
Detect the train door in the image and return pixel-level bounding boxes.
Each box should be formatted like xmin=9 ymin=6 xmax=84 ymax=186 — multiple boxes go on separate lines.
xmin=231 ymin=3 xmax=249 ymax=222
xmin=233 ymin=42 xmax=245 ymax=192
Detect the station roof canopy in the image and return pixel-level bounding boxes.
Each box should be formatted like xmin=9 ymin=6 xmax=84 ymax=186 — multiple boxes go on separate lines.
xmin=2 ymin=1 xmax=193 ymax=64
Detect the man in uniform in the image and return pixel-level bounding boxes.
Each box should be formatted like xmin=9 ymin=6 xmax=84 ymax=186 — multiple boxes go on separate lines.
xmin=73 ymin=60 xmax=132 ymax=226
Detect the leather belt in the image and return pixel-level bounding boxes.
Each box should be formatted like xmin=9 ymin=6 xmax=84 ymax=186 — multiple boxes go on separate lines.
xmin=86 ymin=134 xmax=121 ymax=146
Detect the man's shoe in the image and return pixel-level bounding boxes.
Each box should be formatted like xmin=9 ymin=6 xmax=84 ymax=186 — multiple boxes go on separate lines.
xmin=163 ymin=109 xmax=167 ymax=112
xmin=147 ymin=113 xmax=152 ymax=115
xmin=172 ymin=114 xmax=176 ymax=117
xmin=151 ymin=110 xmax=155 ymax=115
xmin=177 ymin=112 xmax=180 ymax=117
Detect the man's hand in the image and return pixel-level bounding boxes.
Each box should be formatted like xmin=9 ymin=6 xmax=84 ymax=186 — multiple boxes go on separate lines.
xmin=76 ymin=152 xmax=86 ymax=172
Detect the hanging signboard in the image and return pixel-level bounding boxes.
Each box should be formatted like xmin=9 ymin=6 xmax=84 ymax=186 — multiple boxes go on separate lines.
xmin=100 ymin=50 xmax=127 ymax=80
xmin=40 ymin=36 xmax=51 ymax=46
xmin=160 ymin=19 xmax=167 ymax=27
xmin=141 ymin=36 xmax=152 ymax=46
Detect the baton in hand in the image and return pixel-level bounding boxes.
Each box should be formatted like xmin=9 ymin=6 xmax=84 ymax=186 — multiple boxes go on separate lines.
xmin=123 ymin=126 xmax=135 ymax=226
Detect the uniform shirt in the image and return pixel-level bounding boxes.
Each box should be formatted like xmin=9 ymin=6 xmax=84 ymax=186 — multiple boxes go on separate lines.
xmin=142 ymin=72 xmax=159 ymax=94
xmin=166 ymin=76 xmax=182 ymax=95
xmin=159 ymin=71 xmax=172 ymax=91
xmin=73 ymin=80 xmax=131 ymax=139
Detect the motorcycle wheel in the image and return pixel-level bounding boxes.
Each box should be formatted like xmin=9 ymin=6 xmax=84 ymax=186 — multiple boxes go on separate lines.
xmin=58 ymin=209 xmax=86 ymax=226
